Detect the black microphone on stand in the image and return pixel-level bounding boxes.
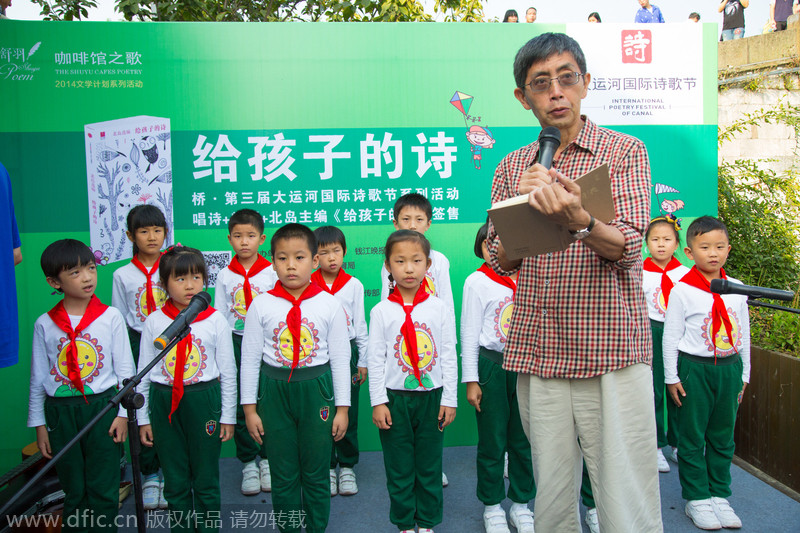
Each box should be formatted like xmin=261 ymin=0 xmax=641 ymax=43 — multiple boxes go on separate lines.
xmin=710 ymin=279 xmax=795 ymax=302
xmin=537 ymin=126 xmax=561 ymax=169
xmin=153 ymin=292 xmax=212 ymax=349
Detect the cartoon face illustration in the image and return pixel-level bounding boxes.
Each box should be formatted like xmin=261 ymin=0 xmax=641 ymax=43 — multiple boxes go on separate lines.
xmin=494 ymin=297 xmax=514 ymax=342
xmin=54 ymin=335 xmax=103 ymax=384
xmin=163 ymin=339 xmax=206 ymax=383
xmin=136 ymin=284 xmax=168 ymax=320
xmin=394 ymin=322 xmax=437 ymax=375
xmin=232 ymin=285 xmax=258 ymax=318
xmin=701 ymin=309 xmax=742 ymax=357
xmin=274 ymin=319 xmax=320 ymax=367
xmin=466 ymin=126 xmax=495 ymax=149
xmin=660 ymin=199 xmax=685 ymax=215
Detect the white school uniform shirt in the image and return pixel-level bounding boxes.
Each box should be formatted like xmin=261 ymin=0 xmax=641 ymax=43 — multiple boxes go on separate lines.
xmin=328 ymin=276 xmax=369 ymax=368
xmin=662 ymin=277 xmax=751 ymax=385
xmin=28 ymin=306 xmax=135 ymax=427
xmin=112 ymin=261 xmax=168 ymax=333
xmin=136 ymin=308 xmax=237 ymax=425
xmin=380 ymin=249 xmax=454 ymax=313
xmin=367 ymin=296 xmax=458 ymax=408
xmin=214 ymin=265 xmax=278 ymax=335
xmin=642 ymin=263 xmax=690 ymax=322
xmin=460 ymin=270 xmax=515 ymax=383
xmin=239 ymin=291 xmax=351 ymax=407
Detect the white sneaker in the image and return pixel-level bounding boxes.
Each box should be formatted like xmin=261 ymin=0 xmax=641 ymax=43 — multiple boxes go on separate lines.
xmin=508 ymin=503 xmax=535 ymax=533
xmin=158 ymin=478 xmax=167 ymax=509
xmin=504 ymin=452 xmax=509 ymax=479
xmin=338 ymin=467 xmax=358 ymax=495
xmin=259 ymin=460 xmax=272 ymax=492
xmin=330 ymin=469 xmax=338 ymax=496
xmin=241 ymin=462 xmax=260 ymax=495
xmin=685 ymin=499 xmax=722 ymax=530
xmin=710 ymin=497 xmax=742 ymax=529
xmin=142 ymin=474 xmax=160 ymax=510
xmin=442 ymin=472 xmax=449 ymax=487
xmin=657 ymin=448 xmax=671 ymax=473
xmin=483 ymin=506 xmax=511 ymax=533
xmin=669 ymin=447 xmax=679 ymax=464
xmin=418 ymin=529 xmax=434 ymax=533
xmin=585 ymin=508 xmax=599 ymax=533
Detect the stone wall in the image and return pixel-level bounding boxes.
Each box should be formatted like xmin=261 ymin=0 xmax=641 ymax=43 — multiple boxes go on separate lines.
xmin=718 ymin=19 xmax=799 ymax=176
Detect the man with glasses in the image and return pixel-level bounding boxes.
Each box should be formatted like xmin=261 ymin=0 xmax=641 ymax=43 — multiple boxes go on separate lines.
xmin=486 ymin=32 xmax=662 ymax=532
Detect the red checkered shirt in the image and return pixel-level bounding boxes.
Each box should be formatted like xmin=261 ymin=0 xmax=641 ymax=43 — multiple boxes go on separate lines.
xmin=487 ymin=117 xmax=653 ymax=378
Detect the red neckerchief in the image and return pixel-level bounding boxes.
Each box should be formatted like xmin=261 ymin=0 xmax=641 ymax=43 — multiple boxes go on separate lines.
xmin=131 ymin=254 xmax=161 ymax=315
xmin=161 ymin=298 xmax=215 ymax=421
xmin=227 ymin=254 xmax=271 ymax=311
xmin=387 ymin=284 xmax=430 ymax=388
xmin=268 ymin=281 xmax=324 ymax=381
xmin=680 ymin=266 xmax=736 ymax=361
xmin=478 ymin=263 xmax=517 ymax=295
xmin=47 ymin=295 xmax=109 ymax=401
xmin=311 ymin=268 xmax=352 ymax=295
xmin=643 ymin=257 xmax=683 ymax=307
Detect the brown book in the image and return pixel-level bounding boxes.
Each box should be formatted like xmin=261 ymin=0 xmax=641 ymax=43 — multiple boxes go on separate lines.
xmin=487 ymin=164 xmax=615 ymax=260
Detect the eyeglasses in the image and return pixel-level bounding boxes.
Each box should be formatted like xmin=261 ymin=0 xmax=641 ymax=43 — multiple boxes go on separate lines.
xmin=526 ymin=71 xmax=584 ymax=93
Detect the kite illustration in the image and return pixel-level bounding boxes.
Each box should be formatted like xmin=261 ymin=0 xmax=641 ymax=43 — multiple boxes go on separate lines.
xmin=451 ymin=91 xmax=495 ymax=169
xmin=654 ymin=183 xmax=685 ymax=227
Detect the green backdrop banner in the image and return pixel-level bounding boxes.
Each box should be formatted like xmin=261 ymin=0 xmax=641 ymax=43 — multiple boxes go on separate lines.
xmin=0 ymin=21 xmax=717 ymax=473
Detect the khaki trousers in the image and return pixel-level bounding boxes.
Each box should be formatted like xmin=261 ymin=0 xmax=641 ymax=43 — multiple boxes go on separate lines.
xmin=517 ymin=363 xmax=663 ymax=533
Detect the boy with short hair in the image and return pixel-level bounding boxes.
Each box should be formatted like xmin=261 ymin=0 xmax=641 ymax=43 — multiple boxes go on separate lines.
xmin=312 ymin=225 xmax=368 ymax=496
xmin=241 ymin=223 xmax=350 ymax=533
xmin=29 ymin=239 xmax=135 ymax=532
xmin=663 ymin=216 xmax=750 ymax=531
xmin=214 ymin=208 xmax=278 ymax=495
xmin=380 ymin=193 xmax=454 ymax=312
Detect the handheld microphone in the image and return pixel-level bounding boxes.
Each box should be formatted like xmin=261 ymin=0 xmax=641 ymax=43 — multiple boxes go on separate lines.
xmin=537 ymin=126 xmax=561 ymax=169
xmin=710 ymin=279 xmax=795 ymax=302
xmin=153 ymin=292 xmax=212 ymax=350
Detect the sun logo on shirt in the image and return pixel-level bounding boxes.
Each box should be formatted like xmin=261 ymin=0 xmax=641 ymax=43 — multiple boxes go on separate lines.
xmin=52 ymin=333 xmax=104 ymax=396
xmin=134 ymin=284 xmax=167 ymax=322
xmin=231 ymin=284 xmax=259 ymax=320
xmin=393 ymin=322 xmax=437 ymax=389
xmin=423 ymin=274 xmax=436 ymax=297
xmin=162 ymin=338 xmax=207 ymax=384
xmin=701 ymin=308 xmax=742 ymax=357
xmin=652 ymin=287 xmax=667 ymax=317
xmin=494 ymin=297 xmax=514 ymax=343
xmin=273 ymin=318 xmax=320 ymax=368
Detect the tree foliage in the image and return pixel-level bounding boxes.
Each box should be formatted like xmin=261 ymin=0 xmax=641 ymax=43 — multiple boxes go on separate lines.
xmin=717 ymin=100 xmax=800 ymax=356
xmin=30 ymin=0 xmax=97 ymax=20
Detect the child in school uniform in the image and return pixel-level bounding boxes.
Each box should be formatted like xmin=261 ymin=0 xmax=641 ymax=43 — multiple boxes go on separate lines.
xmin=312 ymin=225 xmax=368 ymax=497
xmin=663 ymin=216 xmax=750 ymax=530
xmin=111 ymin=204 xmax=169 ymax=509
xmin=461 ymin=223 xmax=535 ymax=533
xmin=214 ymin=208 xmax=277 ymax=496
xmin=378 ymin=193 xmax=455 ymax=487
xmin=137 ymin=246 xmax=236 ymax=532
xmin=29 ymin=239 xmax=135 ymax=533
xmin=369 ymin=230 xmax=457 ymax=533
xmin=643 ymin=215 xmax=689 ymax=473
xmin=241 ymin=223 xmax=350 ymax=533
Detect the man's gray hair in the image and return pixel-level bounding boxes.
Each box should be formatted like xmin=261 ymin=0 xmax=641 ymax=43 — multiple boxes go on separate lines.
xmin=513 ymin=32 xmax=587 ymax=89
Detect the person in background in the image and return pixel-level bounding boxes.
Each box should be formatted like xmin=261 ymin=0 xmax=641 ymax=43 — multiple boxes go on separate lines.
xmin=689 ymin=12 xmax=701 ymax=22
xmin=770 ymin=0 xmax=799 ymax=31
xmin=720 ymin=1 xmax=747 ymax=39
xmin=635 ymin=0 xmax=666 ymax=23
xmin=0 ymin=0 xmax=11 ymax=19
xmin=525 ymin=7 xmax=537 ymax=22
xmin=503 ymin=9 xmax=518 ymax=22
xmin=0 ymin=161 xmax=21 ymax=369
xmin=588 ymin=11 xmax=601 ymax=22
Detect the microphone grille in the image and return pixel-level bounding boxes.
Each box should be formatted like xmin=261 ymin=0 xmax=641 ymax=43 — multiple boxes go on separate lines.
xmin=539 ymin=126 xmax=561 ymax=144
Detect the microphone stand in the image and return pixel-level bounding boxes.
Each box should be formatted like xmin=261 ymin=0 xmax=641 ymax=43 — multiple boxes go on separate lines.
xmin=0 ymin=324 xmax=191 ymax=533
xmin=747 ymin=299 xmax=800 ymax=314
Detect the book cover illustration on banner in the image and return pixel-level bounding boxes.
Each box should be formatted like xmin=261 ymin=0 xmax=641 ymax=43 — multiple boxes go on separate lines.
xmin=84 ymin=115 xmax=174 ymax=263
xmin=451 ymin=91 xmax=496 ymax=170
